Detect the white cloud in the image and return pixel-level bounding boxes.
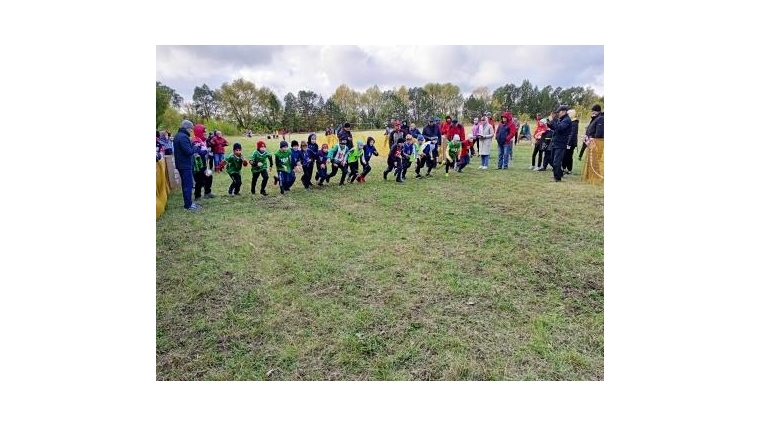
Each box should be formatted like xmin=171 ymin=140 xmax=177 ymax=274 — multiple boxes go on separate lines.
xmin=156 ymin=45 xmax=604 ymax=101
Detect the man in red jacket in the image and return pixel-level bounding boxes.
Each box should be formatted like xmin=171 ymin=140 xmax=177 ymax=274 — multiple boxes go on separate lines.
xmin=209 ymin=130 xmax=229 ymax=172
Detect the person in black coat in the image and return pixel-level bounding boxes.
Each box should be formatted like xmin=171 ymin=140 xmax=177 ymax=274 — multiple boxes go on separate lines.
xmin=563 ymin=109 xmax=580 ymax=174
xmin=547 ymin=105 xmax=572 ymax=182
xmin=337 ymin=122 xmax=354 ymax=150
xmin=580 ymin=104 xmax=603 ymax=160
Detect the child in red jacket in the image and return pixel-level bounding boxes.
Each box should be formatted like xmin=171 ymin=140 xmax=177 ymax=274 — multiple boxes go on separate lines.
xmin=210 ymin=131 xmax=229 ymax=172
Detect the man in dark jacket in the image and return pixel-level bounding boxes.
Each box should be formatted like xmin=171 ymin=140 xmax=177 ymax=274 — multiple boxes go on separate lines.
xmin=580 ymin=104 xmax=603 ymax=160
xmin=173 ymin=120 xmax=205 ymax=210
xmin=337 ymin=122 xmax=354 ymax=150
xmin=547 ymin=105 xmax=572 ymax=182
xmin=422 ymin=117 xmax=441 ymax=144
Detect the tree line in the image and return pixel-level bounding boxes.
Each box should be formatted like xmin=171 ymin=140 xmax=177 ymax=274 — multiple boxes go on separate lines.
xmin=156 ymin=79 xmax=603 ymax=134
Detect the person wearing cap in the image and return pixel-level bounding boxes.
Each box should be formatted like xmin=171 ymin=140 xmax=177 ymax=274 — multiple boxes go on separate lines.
xmin=250 ymin=140 xmax=274 ymax=196
xmin=546 ymin=105 xmax=572 ymax=182
xmin=581 ymin=104 xmax=604 ymax=184
xmin=173 ymin=119 xmax=205 ymax=210
xmin=222 ymin=142 xmax=246 ymax=196
xmin=477 ymin=115 xmax=495 ymax=169
xmin=496 ymin=111 xmax=517 ymax=170
xmin=337 ymin=122 xmax=354 ymax=150
xmin=327 ymin=139 xmax=350 ymax=185
xmin=579 ymin=104 xmax=603 ymax=161
xmin=191 ymin=124 xmax=215 ymax=200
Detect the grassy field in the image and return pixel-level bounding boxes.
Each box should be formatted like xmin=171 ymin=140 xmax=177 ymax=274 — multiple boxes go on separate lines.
xmin=156 ymin=128 xmax=604 ymax=380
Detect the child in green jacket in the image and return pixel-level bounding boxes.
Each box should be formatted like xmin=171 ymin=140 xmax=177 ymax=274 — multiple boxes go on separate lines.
xmin=250 ymin=140 xmax=274 ymax=196
xmin=223 ymin=142 xmax=247 ymax=195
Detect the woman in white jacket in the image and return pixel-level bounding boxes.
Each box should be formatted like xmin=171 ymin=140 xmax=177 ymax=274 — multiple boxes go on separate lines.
xmin=477 ymin=116 xmax=494 ymax=169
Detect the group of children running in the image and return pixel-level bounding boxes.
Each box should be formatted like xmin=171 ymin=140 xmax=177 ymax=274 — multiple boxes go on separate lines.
xmin=212 ymin=132 xmax=475 ymax=197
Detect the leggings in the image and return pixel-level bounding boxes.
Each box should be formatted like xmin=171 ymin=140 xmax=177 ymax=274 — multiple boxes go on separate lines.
xmin=531 ymin=145 xmax=544 ymax=167
xmin=445 ymin=155 xmax=458 ymax=173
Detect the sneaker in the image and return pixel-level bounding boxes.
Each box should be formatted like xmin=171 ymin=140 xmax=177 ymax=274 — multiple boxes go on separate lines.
xmin=445 ymin=173 xmax=449 ymax=177
xmin=260 ymin=190 xmax=268 ymax=196
xmin=317 ymin=182 xmax=323 ymax=186
xmin=528 ymin=165 xmax=535 ymax=170
xmin=415 ymin=175 xmax=422 ymax=179
xmin=383 ymin=171 xmax=388 ymax=180
xmin=280 ymin=187 xmax=285 ymax=194
xmin=565 ymin=170 xmax=572 ymax=175
xmin=187 ymin=203 xmax=201 ymax=211
xmin=204 ymin=193 xmax=216 ymax=199
xmin=497 ymin=167 xmax=502 ymax=170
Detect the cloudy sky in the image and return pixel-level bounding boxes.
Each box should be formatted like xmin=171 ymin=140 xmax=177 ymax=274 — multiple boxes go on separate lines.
xmin=156 ymin=45 xmax=603 ymax=102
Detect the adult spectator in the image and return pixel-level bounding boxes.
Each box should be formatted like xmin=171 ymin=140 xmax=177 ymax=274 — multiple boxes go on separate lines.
xmin=192 ymin=124 xmax=215 ymax=199
xmin=388 ymin=121 xmax=405 ymax=150
xmin=173 ymin=120 xmax=205 ymax=210
xmin=401 ymin=120 xmax=410 ymax=137
xmin=513 ymin=117 xmax=520 ymax=146
xmin=210 ymin=130 xmax=229 ymax=172
xmin=441 ymin=116 xmax=453 ymax=141
xmin=471 ymin=118 xmax=481 ymax=156
xmin=547 ymin=105 xmax=572 ymax=182
xmin=579 ymin=104 xmax=603 ymax=161
xmin=563 ymin=109 xmax=579 ymax=175
xmin=477 ymin=116 xmax=494 ymax=169
xmin=446 ymin=118 xmax=466 ymax=144
xmin=422 ymin=117 xmax=441 ymax=145
xmin=581 ymin=104 xmax=604 ymax=184
xmin=531 ymin=114 xmax=548 ymax=170
xmin=495 ymin=111 xmax=516 ymax=170
xmin=337 ymin=122 xmax=354 ymax=150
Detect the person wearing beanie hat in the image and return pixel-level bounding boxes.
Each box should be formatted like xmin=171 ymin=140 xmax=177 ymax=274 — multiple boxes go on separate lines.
xmin=173 ymin=119 xmax=204 ymax=210
xmin=346 ymin=140 xmax=365 ymax=183
xmin=274 ymin=140 xmax=299 ymax=194
xmin=359 ymin=137 xmax=378 ymax=183
xmin=316 ymin=143 xmax=331 ymax=185
xmin=250 ymin=140 xmax=274 ymax=196
xmin=444 ymin=134 xmax=462 ymax=177
xmin=414 ymin=135 xmax=437 ymax=179
xmin=223 ymin=142 xmax=246 ymax=195
xmin=326 ymin=139 xmax=350 ymax=185
xmin=338 ymin=122 xmax=354 ymax=150
xmin=191 ymin=124 xmax=215 ymax=200
xmin=301 ymin=133 xmax=319 ymax=188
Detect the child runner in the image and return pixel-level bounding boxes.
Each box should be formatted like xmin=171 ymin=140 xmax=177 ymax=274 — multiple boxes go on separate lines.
xmin=223 ymin=142 xmax=246 ymax=195
xmin=358 ymin=136 xmax=378 ymax=182
xmin=250 ymin=141 xmax=273 ymax=196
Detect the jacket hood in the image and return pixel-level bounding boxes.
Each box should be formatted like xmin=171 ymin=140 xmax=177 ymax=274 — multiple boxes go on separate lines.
xmin=193 ymin=124 xmax=206 ymax=139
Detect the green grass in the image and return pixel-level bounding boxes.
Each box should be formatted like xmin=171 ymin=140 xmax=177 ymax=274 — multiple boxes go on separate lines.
xmin=156 ymin=132 xmax=603 ymax=380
